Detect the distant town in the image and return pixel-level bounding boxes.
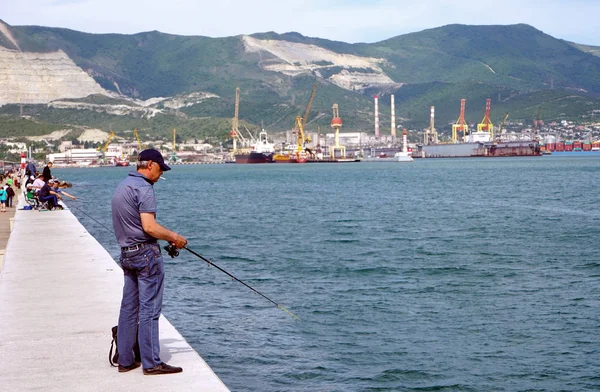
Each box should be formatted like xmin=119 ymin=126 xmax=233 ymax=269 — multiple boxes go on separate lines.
xmin=0 ymin=117 xmax=599 ymax=168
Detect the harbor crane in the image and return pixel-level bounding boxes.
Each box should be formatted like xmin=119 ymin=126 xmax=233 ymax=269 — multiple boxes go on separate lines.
xmin=497 ymin=112 xmax=509 ymax=140
xmin=289 ymin=82 xmax=317 ymax=157
xmin=302 ymin=82 xmax=318 ymax=131
xmin=293 ymin=115 xmax=311 ymax=156
xmin=169 ymin=128 xmax=181 ymax=164
xmin=424 ymin=106 xmax=438 ymax=145
xmin=451 ymin=99 xmax=468 ymax=143
xmin=133 ymin=128 xmax=143 ymax=151
xmin=477 ymin=98 xmax=494 ymax=140
xmin=98 ymin=131 xmax=115 ymax=152
xmin=330 ymin=103 xmax=346 ymax=158
xmin=229 ymin=87 xmax=249 ymax=154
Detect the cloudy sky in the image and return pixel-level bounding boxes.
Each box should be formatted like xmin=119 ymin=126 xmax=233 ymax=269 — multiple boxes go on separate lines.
xmin=2 ymin=0 xmax=599 ymax=45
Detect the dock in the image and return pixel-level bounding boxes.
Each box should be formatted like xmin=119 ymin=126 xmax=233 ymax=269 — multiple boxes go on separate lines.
xmin=0 ymin=195 xmax=229 ymax=391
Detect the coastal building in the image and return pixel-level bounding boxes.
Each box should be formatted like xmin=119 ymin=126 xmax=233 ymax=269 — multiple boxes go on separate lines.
xmin=47 ymin=148 xmax=102 ymax=165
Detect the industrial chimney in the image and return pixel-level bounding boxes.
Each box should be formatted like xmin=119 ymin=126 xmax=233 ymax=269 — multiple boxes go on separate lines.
xmin=374 ymin=95 xmax=379 ymax=138
xmin=391 ymin=95 xmax=396 ymax=138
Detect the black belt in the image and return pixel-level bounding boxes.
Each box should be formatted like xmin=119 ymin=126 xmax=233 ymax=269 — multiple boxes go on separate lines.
xmin=121 ymin=241 xmax=157 ymax=252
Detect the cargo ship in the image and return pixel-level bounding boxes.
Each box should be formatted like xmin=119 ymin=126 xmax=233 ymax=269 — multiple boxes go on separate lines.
xmin=419 ymin=127 xmax=541 ymax=158
xmin=235 ymin=130 xmax=275 ymax=164
xmin=418 ymin=99 xmax=541 ymax=158
xmin=420 ymin=141 xmax=541 ymax=158
xmin=273 ymin=152 xmax=308 ymax=163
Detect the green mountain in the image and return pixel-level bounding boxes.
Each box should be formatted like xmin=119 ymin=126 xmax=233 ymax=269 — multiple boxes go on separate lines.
xmin=1 ymin=21 xmax=600 ymax=142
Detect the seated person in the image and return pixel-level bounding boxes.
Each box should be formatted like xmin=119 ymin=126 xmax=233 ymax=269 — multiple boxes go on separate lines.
xmin=31 ymin=173 xmax=46 ymax=195
xmin=52 ymin=179 xmax=76 ymax=201
xmin=24 ymin=175 xmax=35 ymax=189
xmin=38 ymin=179 xmax=63 ymax=210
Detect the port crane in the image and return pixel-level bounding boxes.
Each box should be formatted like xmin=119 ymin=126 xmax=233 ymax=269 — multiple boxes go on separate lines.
xmin=497 ymin=112 xmax=509 ymax=140
xmin=290 ymin=82 xmax=317 ymax=157
xmin=330 ymin=103 xmax=346 ymax=158
xmin=98 ymin=131 xmax=115 ymax=152
xmin=293 ymin=116 xmax=311 ymax=156
xmin=133 ymin=129 xmax=143 ymax=151
xmin=477 ymin=98 xmax=494 ymax=140
xmin=169 ymin=128 xmax=181 ymax=163
xmin=302 ymin=83 xmax=318 ymax=131
xmin=229 ymin=87 xmax=248 ymax=154
xmin=424 ymin=106 xmax=438 ymax=145
xmin=451 ymin=99 xmax=468 ymax=143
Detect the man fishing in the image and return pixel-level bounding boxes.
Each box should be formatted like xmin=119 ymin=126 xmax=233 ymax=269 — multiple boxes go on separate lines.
xmin=111 ymin=149 xmax=187 ymax=375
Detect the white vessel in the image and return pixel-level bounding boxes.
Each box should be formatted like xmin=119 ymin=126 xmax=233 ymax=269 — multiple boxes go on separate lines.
xmin=363 ymin=151 xmax=413 ymax=162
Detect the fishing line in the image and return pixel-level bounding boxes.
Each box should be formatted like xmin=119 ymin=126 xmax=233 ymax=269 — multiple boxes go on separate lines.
xmin=67 ymin=200 xmax=115 ymax=234
xmin=68 ymin=200 xmax=301 ymax=320
xmin=172 ymin=245 xmax=301 ymax=321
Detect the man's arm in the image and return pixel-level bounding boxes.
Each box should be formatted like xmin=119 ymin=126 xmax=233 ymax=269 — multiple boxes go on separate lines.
xmin=140 ymin=212 xmax=187 ymax=248
xmin=61 ymin=191 xmax=76 ymax=200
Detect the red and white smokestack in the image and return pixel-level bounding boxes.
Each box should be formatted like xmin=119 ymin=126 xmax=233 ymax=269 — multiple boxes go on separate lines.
xmin=374 ymin=95 xmax=379 ymax=138
xmin=402 ymin=129 xmax=408 ymax=153
xmin=391 ymin=95 xmax=396 ymax=137
xmin=430 ymin=106 xmax=435 ymax=130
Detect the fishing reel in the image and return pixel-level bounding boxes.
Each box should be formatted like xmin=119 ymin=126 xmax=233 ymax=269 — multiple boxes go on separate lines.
xmin=163 ymin=243 xmax=180 ymax=258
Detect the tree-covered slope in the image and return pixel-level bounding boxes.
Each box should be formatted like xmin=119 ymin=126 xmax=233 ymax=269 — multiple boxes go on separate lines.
xmin=1 ymin=21 xmax=600 ymax=140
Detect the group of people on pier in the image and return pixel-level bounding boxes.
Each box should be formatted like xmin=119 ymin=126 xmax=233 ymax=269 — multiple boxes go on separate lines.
xmin=13 ymin=161 xmax=77 ymax=210
xmin=0 ymin=170 xmax=18 ymax=212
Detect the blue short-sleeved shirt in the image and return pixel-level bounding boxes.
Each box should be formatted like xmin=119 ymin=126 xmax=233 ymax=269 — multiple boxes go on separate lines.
xmin=111 ymin=171 xmax=157 ymax=248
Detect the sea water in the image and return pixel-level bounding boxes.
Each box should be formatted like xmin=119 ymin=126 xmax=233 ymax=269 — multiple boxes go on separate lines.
xmin=58 ymin=155 xmax=600 ymax=391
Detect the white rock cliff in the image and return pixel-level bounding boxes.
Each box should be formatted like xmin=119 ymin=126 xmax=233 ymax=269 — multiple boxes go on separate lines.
xmin=0 ymin=47 xmax=110 ymax=106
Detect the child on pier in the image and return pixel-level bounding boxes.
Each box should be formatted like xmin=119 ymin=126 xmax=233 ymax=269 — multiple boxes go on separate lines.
xmin=0 ymin=186 xmax=7 ymax=212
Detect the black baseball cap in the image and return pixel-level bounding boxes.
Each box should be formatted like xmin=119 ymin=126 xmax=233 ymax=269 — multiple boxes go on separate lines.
xmin=138 ymin=149 xmax=171 ymax=171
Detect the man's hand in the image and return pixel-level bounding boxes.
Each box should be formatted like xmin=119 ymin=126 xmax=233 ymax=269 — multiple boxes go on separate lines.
xmin=172 ymin=234 xmax=187 ymax=249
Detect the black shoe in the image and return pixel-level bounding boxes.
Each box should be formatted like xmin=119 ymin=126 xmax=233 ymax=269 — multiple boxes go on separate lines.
xmin=143 ymin=363 xmax=183 ymax=375
xmin=118 ymin=361 xmax=141 ymax=373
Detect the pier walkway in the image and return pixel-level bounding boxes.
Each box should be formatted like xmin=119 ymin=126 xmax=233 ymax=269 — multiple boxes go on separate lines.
xmin=0 ymin=198 xmax=229 ymax=391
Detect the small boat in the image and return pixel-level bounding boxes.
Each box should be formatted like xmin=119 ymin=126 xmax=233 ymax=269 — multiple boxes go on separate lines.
xmin=114 ymin=156 xmax=130 ymax=166
xmin=273 ymin=152 xmax=308 ymax=163
xmin=363 ymin=151 xmax=413 ymax=162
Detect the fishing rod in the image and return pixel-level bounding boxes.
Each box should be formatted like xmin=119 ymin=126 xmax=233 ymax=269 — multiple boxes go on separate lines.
xmin=69 ymin=200 xmax=301 ymax=320
xmin=67 ymin=200 xmax=115 ymax=233
xmin=164 ymin=244 xmax=301 ymax=321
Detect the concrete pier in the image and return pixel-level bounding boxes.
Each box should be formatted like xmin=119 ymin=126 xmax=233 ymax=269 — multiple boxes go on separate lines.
xmin=0 ymin=200 xmax=229 ymax=391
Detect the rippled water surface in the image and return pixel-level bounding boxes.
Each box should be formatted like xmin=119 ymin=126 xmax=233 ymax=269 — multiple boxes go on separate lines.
xmin=57 ymin=155 xmax=600 ymax=391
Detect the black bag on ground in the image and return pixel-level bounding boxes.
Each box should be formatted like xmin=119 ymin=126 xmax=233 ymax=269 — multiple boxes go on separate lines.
xmin=109 ymin=325 xmax=141 ymax=367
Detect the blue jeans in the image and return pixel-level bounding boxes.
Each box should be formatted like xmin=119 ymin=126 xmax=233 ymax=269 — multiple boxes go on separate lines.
xmin=39 ymin=194 xmax=58 ymax=208
xmin=118 ymin=243 xmax=165 ymax=369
